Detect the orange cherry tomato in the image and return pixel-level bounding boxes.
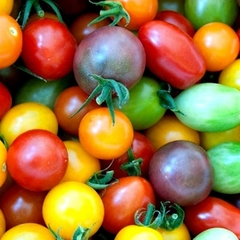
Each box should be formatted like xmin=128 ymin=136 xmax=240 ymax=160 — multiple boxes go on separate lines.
xmin=78 ymin=107 xmax=134 ymax=160
xmin=0 ymin=209 xmax=6 ymax=238
xmin=193 ymin=22 xmax=239 ymax=72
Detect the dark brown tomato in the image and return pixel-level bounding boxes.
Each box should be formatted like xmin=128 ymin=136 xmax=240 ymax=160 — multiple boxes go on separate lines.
xmin=73 ymin=25 xmax=146 ymax=95
xmin=148 ymin=140 xmax=213 ymax=207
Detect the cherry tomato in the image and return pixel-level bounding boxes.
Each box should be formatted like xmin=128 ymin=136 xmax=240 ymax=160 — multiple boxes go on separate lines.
xmin=0 ymin=82 xmax=12 ymax=120
xmin=115 ymin=225 xmax=164 ymax=240
xmin=0 ymin=223 xmax=55 ymax=240
xmin=193 ymin=22 xmax=239 ymax=72
xmin=0 ymin=12 xmax=22 ymax=69
xmin=21 ymin=18 xmax=77 ymax=80
xmin=61 ymin=140 xmax=101 ymax=183
xmin=0 ymin=184 xmax=47 ymax=229
xmin=6 ymin=129 xmax=68 ymax=191
xmin=0 ymin=0 xmax=13 ymax=14
xmin=100 ymin=176 xmax=156 ymax=234
xmin=0 ymin=140 xmax=7 ymax=188
xmin=79 ymin=107 xmax=134 ymax=160
xmin=0 ymin=102 xmax=58 ymax=146
xmin=0 ymin=209 xmax=6 ymax=238
xmin=42 ymin=181 xmax=104 ymax=239
xmin=144 ymin=113 xmax=200 ymax=151
xmin=100 ymin=131 xmax=155 ymax=178
xmin=54 ymin=86 xmax=99 ymax=136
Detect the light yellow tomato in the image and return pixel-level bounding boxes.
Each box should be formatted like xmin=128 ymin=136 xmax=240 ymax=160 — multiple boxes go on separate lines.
xmin=0 ymin=0 xmax=13 ymax=14
xmin=0 ymin=140 xmax=7 ymax=187
xmin=0 ymin=102 xmax=58 ymax=146
xmin=218 ymin=59 xmax=240 ymax=90
xmin=0 ymin=223 xmax=55 ymax=240
xmin=61 ymin=140 xmax=101 ymax=183
xmin=157 ymin=223 xmax=191 ymax=240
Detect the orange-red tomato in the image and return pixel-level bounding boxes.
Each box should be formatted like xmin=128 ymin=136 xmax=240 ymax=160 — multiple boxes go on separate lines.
xmin=0 ymin=12 xmax=22 ymax=69
xmin=193 ymin=22 xmax=239 ymax=72
xmin=78 ymin=107 xmax=134 ymax=160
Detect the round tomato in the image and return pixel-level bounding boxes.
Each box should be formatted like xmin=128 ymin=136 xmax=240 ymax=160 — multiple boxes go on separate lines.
xmin=0 ymin=82 xmax=12 ymax=120
xmin=78 ymin=107 xmax=134 ymax=160
xmin=0 ymin=184 xmax=47 ymax=229
xmin=0 ymin=209 xmax=6 ymax=238
xmin=193 ymin=22 xmax=239 ymax=72
xmin=144 ymin=113 xmax=200 ymax=151
xmin=21 ymin=18 xmax=77 ymax=80
xmin=6 ymin=129 xmax=68 ymax=191
xmin=54 ymin=86 xmax=99 ymax=136
xmin=61 ymin=140 xmax=101 ymax=183
xmin=0 ymin=102 xmax=58 ymax=146
xmin=0 ymin=223 xmax=55 ymax=240
xmin=100 ymin=176 xmax=156 ymax=234
xmin=115 ymin=225 xmax=164 ymax=240
xmin=0 ymin=12 xmax=22 ymax=69
xmin=42 ymin=181 xmax=104 ymax=239
xmin=0 ymin=140 xmax=7 ymax=188
xmin=0 ymin=0 xmax=13 ymax=14
xmin=194 ymin=228 xmax=238 ymax=240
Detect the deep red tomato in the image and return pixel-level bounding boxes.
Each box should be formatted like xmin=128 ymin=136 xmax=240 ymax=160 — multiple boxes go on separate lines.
xmin=138 ymin=20 xmax=206 ymax=89
xmin=6 ymin=129 xmax=68 ymax=191
xmin=154 ymin=10 xmax=195 ymax=37
xmin=99 ymin=176 xmax=156 ymax=234
xmin=100 ymin=131 xmax=155 ymax=178
xmin=21 ymin=18 xmax=77 ymax=80
xmin=184 ymin=196 xmax=240 ymax=238
xmin=0 ymin=184 xmax=47 ymax=230
xmin=0 ymin=82 xmax=12 ymax=120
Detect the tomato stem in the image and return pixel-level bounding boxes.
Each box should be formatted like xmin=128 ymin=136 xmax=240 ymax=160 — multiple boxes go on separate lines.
xmin=88 ymin=0 xmax=130 ymax=26
xmin=71 ymin=74 xmax=130 ymax=125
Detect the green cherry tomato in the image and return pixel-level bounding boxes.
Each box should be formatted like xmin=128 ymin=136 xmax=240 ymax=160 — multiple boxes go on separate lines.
xmin=113 ymin=76 xmax=166 ymax=130
xmin=174 ymin=83 xmax=240 ymax=132
xmin=184 ymin=0 xmax=238 ymax=30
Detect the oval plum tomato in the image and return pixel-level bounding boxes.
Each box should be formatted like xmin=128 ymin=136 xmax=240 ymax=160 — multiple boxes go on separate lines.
xmin=0 ymin=12 xmax=22 ymax=69
xmin=42 ymin=181 xmax=104 ymax=239
xmin=100 ymin=131 xmax=155 ymax=178
xmin=54 ymin=86 xmax=99 ymax=136
xmin=0 ymin=184 xmax=47 ymax=229
xmin=0 ymin=140 xmax=7 ymax=188
xmin=144 ymin=113 xmax=200 ymax=151
xmin=157 ymin=223 xmax=191 ymax=240
xmin=155 ymin=10 xmax=195 ymax=37
xmin=70 ymin=12 xmax=111 ymax=44
xmin=218 ymin=59 xmax=240 ymax=90
xmin=0 ymin=102 xmax=58 ymax=146
xmin=0 ymin=209 xmax=6 ymax=238
xmin=193 ymin=22 xmax=239 ymax=72
xmin=0 ymin=82 xmax=12 ymax=120
xmin=6 ymin=129 xmax=68 ymax=191
xmin=115 ymin=225 xmax=164 ymax=240
xmin=61 ymin=140 xmax=101 ymax=183
xmin=0 ymin=0 xmax=13 ymax=14
xmin=100 ymin=176 xmax=156 ymax=234
xmin=184 ymin=196 xmax=240 ymax=238
xmin=21 ymin=18 xmax=77 ymax=80
xmin=138 ymin=20 xmax=206 ymax=89
xmin=184 ymin=0 xmax=238 ymax=30
xmin=110 ymin=0 xmax=158 ymax=30
xmin=0 ymin=223 xmax=55 ymax=240
xmin=78 ymin=107 xmax=134 ymax=160
xmin=148 ymin=140 xmax=213 ymax=206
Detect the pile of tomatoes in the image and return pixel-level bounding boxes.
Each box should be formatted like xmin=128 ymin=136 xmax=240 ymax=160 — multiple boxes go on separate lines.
xmin=1 ymin=0 xmax=240 ymax=239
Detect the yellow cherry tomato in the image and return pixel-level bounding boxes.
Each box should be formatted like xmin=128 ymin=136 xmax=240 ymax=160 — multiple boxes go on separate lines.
xmin=61 ymin=140 xmax=101 ymax=183
xmin=200 ymin=125 xmax=240 ymax=150
xmin=218 ymin=59 xmax=240 ymax=90
xmin=0 ymin=0 xmax=13 ymax=15
xmin=114 ymin=225 xmax=164 ymax=240
xmin=0 ymin=223 xmax=55 ymax=240
xmin=0 ymin=209 xmax=6 ymax=238
xmin=0 ymin=140 xmax=7 ymax=187
xmin=144 ymin=113 xmax=200 ymax=151
xmin=0 ymin=102 xmax=58 ymax=146
xmin=157 ymin=223 xmax=191 ymax=240
xmin=42 ymin=181 xmax=104 ymax=239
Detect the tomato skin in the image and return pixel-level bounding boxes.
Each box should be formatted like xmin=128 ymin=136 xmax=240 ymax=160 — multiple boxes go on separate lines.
xmin=0 ymin=141 xmax=7 ymax=188
xmin=138 ymin=20 xmax=206 ymax=89
xmin=6 ymin=129 xmax=68 ymax=191
xmin=100 ymin=176 xmax=156 ymax=234
xmin=0 ymin=82 xmax=12 ymax=120
xmin=184 ymin=196 xmax=240 ymax=238
xmin=114 ymin=225 xmax=164 ymax=240
xmin=21 ymin=18 xmax=77 ymax=80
